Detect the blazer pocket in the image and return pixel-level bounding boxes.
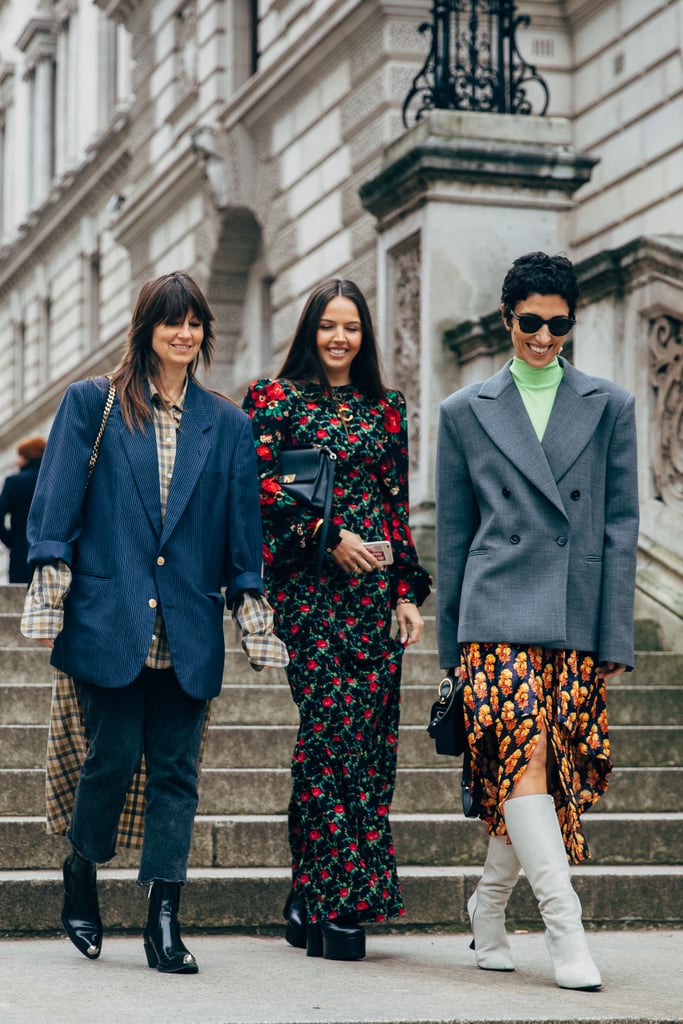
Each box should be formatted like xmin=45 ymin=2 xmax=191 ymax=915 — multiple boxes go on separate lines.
xmin=467 ymin=547 xmax=488 ymax=556
xmin=585 ymin=555 xmax=603 ymax=563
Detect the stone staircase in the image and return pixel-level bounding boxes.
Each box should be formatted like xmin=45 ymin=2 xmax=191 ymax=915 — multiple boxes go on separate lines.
xmin=1 ymin=582 xmax=682 ymax=937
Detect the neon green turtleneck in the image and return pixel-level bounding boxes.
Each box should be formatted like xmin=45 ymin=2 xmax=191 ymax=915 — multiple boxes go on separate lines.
xmin=509 ymin=356 xmax=564 ymax=441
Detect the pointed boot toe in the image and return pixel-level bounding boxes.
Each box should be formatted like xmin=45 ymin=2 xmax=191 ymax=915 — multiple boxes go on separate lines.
xmin=143 ymin=881 xmax=198 ymax=974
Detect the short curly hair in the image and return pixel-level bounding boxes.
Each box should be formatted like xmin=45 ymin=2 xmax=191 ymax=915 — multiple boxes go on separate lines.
xmin=500 ymin=252 xmax=579 ymax=319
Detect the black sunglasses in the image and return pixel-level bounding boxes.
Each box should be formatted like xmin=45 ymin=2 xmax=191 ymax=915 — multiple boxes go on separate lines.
xmin=507 ymin=310 xmax=575 ymax=337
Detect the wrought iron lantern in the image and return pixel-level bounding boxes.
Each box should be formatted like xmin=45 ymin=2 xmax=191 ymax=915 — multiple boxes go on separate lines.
xmin=402 ymin=0 xmax=550 ymax=127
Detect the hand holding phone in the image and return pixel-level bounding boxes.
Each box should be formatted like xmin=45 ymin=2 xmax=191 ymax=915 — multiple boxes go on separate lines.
xmin=361 ymin=540 xmax=394 ymax=565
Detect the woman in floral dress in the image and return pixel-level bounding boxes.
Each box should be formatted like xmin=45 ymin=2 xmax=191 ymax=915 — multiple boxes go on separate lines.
xmin=436 ymin=252 xmax=639 ymax=990
xmin=243 ymin=278 xmax=431 ymax=961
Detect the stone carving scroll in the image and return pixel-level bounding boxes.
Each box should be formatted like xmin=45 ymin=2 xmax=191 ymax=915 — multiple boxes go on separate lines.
xmin=649 ymin=315 xmax=683 ymax=510
xmin=389 ymin=237 xmax=421 ymax=472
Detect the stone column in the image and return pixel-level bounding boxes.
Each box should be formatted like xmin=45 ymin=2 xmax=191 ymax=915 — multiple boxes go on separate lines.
xmin=16 ymin=16 xmax=57 ymax=206
xmin=359 ymin=109 xmax=596 ymax=569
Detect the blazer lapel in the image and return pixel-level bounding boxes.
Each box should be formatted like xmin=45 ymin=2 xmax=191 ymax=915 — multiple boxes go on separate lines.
xmin=119 ymin=409 xmax=163 ymax=536
xmin=542 ymin=361 xmax=608 ymax=482
xmin=160 ymin=380 xmax=212 ymax=545
xmin=469 ymin=363 xmax=567 ymax=517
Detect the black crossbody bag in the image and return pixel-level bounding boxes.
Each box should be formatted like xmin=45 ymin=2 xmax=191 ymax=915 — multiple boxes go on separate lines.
xmin=427 ymin=671 xmax=480 ymax=818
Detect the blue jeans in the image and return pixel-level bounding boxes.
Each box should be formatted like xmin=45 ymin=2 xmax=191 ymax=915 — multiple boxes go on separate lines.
xmin=68 ymin=666 xmax=207 ymax=884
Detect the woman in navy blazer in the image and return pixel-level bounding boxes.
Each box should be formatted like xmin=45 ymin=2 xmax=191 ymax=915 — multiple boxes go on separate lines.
xmin=24 ymin=272 xmax=268 ymax=973
xmin=436 ymin=253 xmax=639 ymax=990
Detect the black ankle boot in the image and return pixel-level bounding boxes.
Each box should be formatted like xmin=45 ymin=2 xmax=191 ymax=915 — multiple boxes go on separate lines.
xmin=306 ymin=914 xmax=366 ymax=961
xmin=61 ymin=851 xmax=103 ymax=960
xmin=283 ymin=888 xmax=307 ymax=949
xmin=143 ymin=881 xmax=198 ymax=974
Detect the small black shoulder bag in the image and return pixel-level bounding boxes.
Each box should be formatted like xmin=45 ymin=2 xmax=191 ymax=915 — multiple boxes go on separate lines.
xmin=427 ymin=672 xmax=480 ymax=818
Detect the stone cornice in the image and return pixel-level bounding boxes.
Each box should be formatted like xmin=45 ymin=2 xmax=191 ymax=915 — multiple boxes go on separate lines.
xmin=110 ymin=143 xmax=206 ymax=251
xmin=0 ymin=111 xmax=131 ymax=296
xmin=15 ymin=18 xmax=57 ymax=73
xmin=444 ymin=310 xmax=509 ymax=365
xmin=359 ymin=110 xmax=597 ymax=226
xmin=564 ymin=0 xmax=615 ymax=31
xmin=576 ymin=235 xmax=683 ymax=305
xmin=92 ymin=0 xmax=141 ymax=27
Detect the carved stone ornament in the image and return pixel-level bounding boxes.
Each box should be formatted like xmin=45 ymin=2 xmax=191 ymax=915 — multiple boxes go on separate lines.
xmin=390 ymin=240 xmax=421 ymax=471
xmin=649 ymin=315 xmax=683 ymax=511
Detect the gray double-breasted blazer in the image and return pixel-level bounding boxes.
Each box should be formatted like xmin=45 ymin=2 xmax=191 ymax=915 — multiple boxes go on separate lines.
xmin=435 ymin=357 xmax=639 ymax=669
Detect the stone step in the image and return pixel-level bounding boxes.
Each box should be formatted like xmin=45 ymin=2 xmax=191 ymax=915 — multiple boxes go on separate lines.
xmin=2 ymin=765 xmax=681 ymax=818
xmin=0 ymin=611 xmax=247 ymax=648
xmin=0 ymin=585 xmax=28 ymax=613
xmin=2 ymin=595 xmax=682 ymax=661
xmin=1 ymin=680 xmax=681 ymax=727
xmin=3 ymin=721 xmax=682 ymax=770
xmin=3 ymin=641 xmax=683 ymax=689
xmin=1 ymin=811 xmax=681 ymax=872
xmin=1 ymin=864 xmax=682 ymax=936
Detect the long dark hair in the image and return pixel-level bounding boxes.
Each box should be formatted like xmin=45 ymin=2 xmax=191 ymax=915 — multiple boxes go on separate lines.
xmin=277 ymin=278 xmax=386 ymax=400
xmin=110 ymin=271 xmax=215 ymax=430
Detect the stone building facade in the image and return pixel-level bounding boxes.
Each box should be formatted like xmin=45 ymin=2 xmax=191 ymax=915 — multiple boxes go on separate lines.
xmin=0 ymin=0 xmax=681 ymax=645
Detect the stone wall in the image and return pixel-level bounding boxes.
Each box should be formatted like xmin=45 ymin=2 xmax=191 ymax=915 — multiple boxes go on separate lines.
xmin=1 ymin=0 xmax=682 ymax=629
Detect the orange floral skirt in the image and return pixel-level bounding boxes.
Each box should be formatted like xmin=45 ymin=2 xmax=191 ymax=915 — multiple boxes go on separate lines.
xmin=460 ymin=643 xmax=612 ymax=864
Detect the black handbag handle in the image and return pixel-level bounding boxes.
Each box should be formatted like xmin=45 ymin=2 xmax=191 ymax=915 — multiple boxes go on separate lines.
xmin=313 ymin=446 xmax=336 ymax=587
xmin=283 ymin=380 xmax=337 ymax=589
xmin=313 ymin=448 xmax=335 ymax=585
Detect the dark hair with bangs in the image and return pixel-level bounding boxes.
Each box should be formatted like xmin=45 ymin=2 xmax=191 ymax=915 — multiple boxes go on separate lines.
xmin=500 ymin=252 xmax=579 ymax=322
xmin=277 ymin=278 xmax=386 ymax=400
xmin=110 ymin=271 xmax=215 ymax=430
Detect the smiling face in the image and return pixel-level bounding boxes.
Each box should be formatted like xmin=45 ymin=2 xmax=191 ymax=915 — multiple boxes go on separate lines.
xmin=315 ymin=295 xmax=362 ymax=386
xmin=502 ymin=292 xmax=570 ymax=368
xmin=151 ymin=309 xmax=204 ymax=374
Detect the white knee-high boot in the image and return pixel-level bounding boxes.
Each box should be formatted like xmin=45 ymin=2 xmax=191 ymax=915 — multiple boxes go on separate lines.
xmin=467 ymin=836 xmax=520 ymax=970
xmin=504 ymin=793 xmax=602 ymax=990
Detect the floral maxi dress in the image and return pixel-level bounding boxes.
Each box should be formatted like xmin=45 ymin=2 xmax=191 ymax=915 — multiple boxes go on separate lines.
xmin=243 ymin=379 xmax=431 ymax=923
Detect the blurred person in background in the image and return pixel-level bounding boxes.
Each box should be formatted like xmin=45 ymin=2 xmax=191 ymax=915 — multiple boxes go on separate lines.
xmin=0 ymin=436 xmax=46 ymax=583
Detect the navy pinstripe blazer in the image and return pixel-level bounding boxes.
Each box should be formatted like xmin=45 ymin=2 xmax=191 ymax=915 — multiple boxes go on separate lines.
xmin=436 ymin=358 xmax=639 ymax=670
xmin=27 ymin=376 xmax=264 ymax=699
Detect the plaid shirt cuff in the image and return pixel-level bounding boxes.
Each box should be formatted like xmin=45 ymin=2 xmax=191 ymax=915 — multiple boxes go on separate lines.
xmin=21 ymin=561 xmax=71 ymax=640
xmin=233 ymin=591 xmax=289 ymax=671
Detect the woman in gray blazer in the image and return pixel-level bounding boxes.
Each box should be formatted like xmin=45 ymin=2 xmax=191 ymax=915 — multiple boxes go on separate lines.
xmin=436 ymin=252 xmax=639 ymax=990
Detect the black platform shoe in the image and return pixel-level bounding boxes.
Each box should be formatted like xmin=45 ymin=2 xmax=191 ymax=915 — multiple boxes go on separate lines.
xmin=143 ymin=881 xmax=199 ymax=974
xmin=283 ymin=888 xmax=307 ymax=949
xmin=61 ymin=851 xmax=103 ymax=960
xmin=306 ymin=914 xmax=366 ymax=961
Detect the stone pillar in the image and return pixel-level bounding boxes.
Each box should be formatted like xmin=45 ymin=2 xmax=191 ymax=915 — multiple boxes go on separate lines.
xmin=359 ymin=109 xmax=596 ymax=570
xmin=16 ymin=15 xmax=57 ymax=205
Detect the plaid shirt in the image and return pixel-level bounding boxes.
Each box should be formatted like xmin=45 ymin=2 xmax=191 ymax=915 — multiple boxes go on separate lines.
xmin=21 ymin=379 xmax=288 ymax=847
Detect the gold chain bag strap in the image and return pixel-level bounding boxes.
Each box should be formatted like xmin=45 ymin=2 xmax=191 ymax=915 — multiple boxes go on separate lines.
xmin=85 ymin=378 xmax=116 ymax=490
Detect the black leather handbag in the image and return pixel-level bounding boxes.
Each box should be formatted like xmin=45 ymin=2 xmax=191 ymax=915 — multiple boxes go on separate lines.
xmin=427 ymin=672 xmax=480 ymax=818
xmin=277 ymin=444 xmax=337 ymax=584
xmin=428 ymin=673 xmax=466 ymax=756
